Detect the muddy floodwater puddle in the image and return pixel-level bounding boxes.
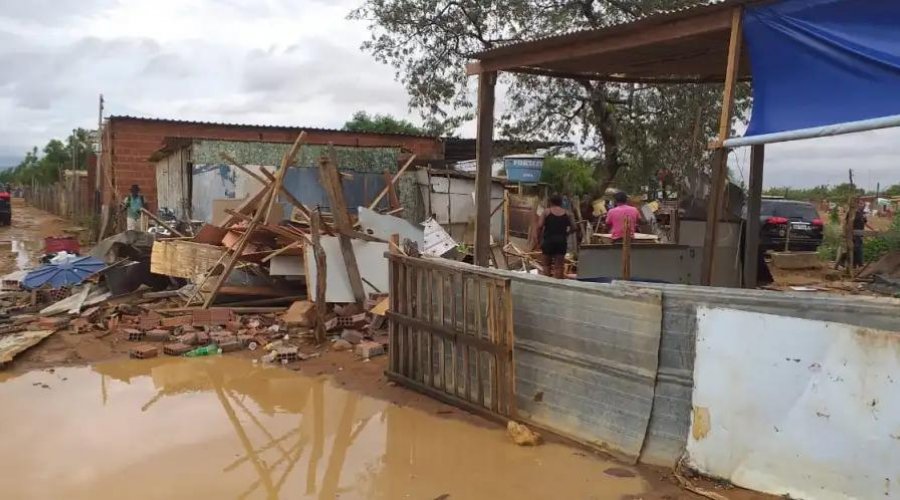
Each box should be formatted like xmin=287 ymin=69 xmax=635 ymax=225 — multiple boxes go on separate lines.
xmin=0 ymin=357 xmax=649 ymax=500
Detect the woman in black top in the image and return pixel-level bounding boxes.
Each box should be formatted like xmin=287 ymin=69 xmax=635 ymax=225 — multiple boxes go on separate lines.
xmin=535 ymin=194 xmax=573 ymax=278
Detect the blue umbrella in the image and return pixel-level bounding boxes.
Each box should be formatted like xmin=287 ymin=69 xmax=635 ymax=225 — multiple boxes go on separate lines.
xmin=23 ymin=256 xmax=106 ymax=290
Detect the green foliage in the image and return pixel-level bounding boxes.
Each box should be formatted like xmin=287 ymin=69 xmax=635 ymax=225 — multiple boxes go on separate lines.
xmin=763 ymin=183 xmax=866 ymax=203
xmin=817 ymin=223 xmax=842 ymax=261
xmin=828 ymin=206 xmax=840 ymax=225
xmin=350 ymin=0 xmax=751 ymax=196
xmin=0 ymin=128 xmax=93 ymax=186
xmin=342 ymin=111 xmax=426 ymax=136
xmin=864 ymin=213 xmax=900 ymax=263
xmin=539 ymin=156 xmax=596 ymax=196
xmin=882 ymin=184 xmax=900 ymax=197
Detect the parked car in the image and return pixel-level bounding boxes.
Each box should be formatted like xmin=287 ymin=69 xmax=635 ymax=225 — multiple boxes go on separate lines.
xmin=756 ymin=199 xmax=824 ymax=252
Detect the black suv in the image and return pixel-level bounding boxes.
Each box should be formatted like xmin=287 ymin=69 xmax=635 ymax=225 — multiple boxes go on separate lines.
xmin=757 ymin=199 xmax=824 ymax=252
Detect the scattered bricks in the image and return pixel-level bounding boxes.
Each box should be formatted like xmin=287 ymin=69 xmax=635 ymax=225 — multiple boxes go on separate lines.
xmin=139 ymin=316 xmax=160 ymax=330
xmin=340 ymin=329 xmax=364 ymax=345
xmin=71 ymin=317 xmax=91 ymax=335
xmin=145 ymin=329 xmax=171 ymax=342
xmin=129 ymin=345 xmax=159 ymax=359
xmin=163 ymin=343 xmax=193 ymax=356
xmin=192 ymin=308 xmax=234 ymax=327
xmin=195 ymin=331 xmax=210 ymax=346
xmin=332 ymin=339 xmax=353 ymax=352
xmin=80 ymin=306 xmax=101 ymax=321
xmin=161 ymin=315 xmax=193 ymax=328
xmin=218 ymin=340 xmax=242 ymax=353
xmin=274 ymin=346 xmax=299 ymax=363
xmin=120 ymin=314 xmax=140 ymax=325
xmin=38 ymin=316 xmax=70 ymax=330
xmin=355 ymin=341 xmax=385 ymax=359
xmin=210 ymin=331 xmax=236 ymax=344
xmin=124 ymin=328 xmax=145 ymax=341
xmin=282 ymin=301 xmax=316 ymax=327
xmin=176 ymin=332 xmax=198 ymax=345
xmin=226 ymin=320 xmax=243 ymax=332
xmin=238 ymin=334 xmax=257 ymax=348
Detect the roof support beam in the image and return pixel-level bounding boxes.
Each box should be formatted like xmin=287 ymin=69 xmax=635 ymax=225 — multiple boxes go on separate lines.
xmin=474 ymin=71 xmax=497 ymax=267
xmin=467 ymin=8 xmax=733 ymax=75
xmin=743 ymin=144 xmax=765 ymax=288
xmin=702 ymin=7 xmax=743 ymax=286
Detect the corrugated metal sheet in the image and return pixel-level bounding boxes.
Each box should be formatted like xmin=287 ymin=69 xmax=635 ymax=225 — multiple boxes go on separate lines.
xmin=508 ymin=274 xmax=663 ymax=460
xmin=626 ymin=282 xmax=900 ymax=467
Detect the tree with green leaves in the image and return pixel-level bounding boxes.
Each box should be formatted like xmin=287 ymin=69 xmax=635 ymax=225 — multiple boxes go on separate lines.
xmin=350 ymin=0 xmax=750 ymax=197
xmin=0 ymin=128 xmax=94 ymax=186
xmin=342 ymin=111 xmax=426 ymax=136
xmin=883 ymin=184 xmax=900 ymax=197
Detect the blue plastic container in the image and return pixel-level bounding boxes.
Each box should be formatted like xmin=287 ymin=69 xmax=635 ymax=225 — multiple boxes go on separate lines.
xmin=504 ymin=155 xmax=544 ymax=183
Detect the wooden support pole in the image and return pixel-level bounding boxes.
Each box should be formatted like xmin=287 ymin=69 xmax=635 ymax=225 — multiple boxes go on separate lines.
xmin=367 ymin=155 xmax=416 ymax=210
xmin=743 ymin=144 xmax=765 ymax=288
xmin=622 ymin=218 xmax=632 ymax=281
xmin=701 ymin=7 xmax=743 ymax=286
xmin=310 ymin=210 xmax=328 ymax=344
xmin=319 ymin=153 xmax=366 ymax=305
xmin=474 ymin=71 xmax=497 ymax=267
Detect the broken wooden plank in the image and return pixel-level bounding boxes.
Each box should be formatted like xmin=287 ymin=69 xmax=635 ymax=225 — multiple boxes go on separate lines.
xmin=319 ymin=152 xmax=366 ymax=305
xmin=141 ymin=208 xmax=185 ymax=237
xmin=367 ymin=154 xmax=417 ymax=210
xmin=310 ymin=210 xmax=328 ymax=343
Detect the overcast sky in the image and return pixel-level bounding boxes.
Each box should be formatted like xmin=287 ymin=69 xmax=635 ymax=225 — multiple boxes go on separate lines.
xmin=0 ymin=0 xmax=897 ymax=190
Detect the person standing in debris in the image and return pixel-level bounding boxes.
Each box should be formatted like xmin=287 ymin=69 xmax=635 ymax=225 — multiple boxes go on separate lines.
xmin=122 ymin=184 xmax=146 ymax=231
xmin=606 ymin=191 xmax=641 ymax=242
xmin=535 ymin=194 xmax=573 ymax=279
xmin=851 ymin=198 xmax=874 ymax=267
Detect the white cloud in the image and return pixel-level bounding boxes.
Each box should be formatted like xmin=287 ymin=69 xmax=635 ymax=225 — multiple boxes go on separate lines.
xmin=0 ymin=0 xmax=897 ymax=190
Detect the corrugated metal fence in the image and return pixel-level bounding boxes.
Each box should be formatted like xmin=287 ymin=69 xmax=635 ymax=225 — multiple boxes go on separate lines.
xmin=389 ymin=257 xmax=900 ymax=474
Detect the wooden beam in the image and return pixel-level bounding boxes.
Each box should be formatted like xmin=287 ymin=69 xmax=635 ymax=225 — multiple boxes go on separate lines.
xmin=714 ymin=7 xmax=744 ymax=147
xmin=701 ymin=7 xmax=743 ymax=286
xmin=743 ymin=144 xmax=764 ymax=288
xmin=474 ymin=71 xmax=497 ymax=267
xmin=505 ymin=65 xmax=748 ymax=84
xmin=319 ymin=153 xmax=366 ymax=305
xmin=469 ymin=8 xmax=732 ymax=75
xmin=367 ymin=155 xmax=416 ymax=210
xmin=202 ymin=132 xmax=306 ymax=308
xmin=310 ymin=210 xmax=328 ymax=344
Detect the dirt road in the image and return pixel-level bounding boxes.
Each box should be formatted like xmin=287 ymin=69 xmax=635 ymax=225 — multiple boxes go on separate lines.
xmin=0 ymin=204 xmax=768 ymax=500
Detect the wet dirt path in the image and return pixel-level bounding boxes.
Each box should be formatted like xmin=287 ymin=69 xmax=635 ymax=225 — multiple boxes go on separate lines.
xmin=0 ymin=357 xmax=654 ymax=500
xmin=0 ymin=202 xmax=75 ymax=275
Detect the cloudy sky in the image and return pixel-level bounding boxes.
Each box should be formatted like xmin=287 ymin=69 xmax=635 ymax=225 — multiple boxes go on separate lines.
xmin=0 ymin=0 xmax=897 ymax=190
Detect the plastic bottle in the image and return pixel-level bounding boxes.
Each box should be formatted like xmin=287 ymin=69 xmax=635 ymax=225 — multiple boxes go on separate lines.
xmin=184 ymin=344 xmax=220 ymax=357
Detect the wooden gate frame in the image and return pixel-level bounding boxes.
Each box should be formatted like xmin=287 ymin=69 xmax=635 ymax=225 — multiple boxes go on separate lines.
xmin=386 ymin=253 xmax=516 ymax=420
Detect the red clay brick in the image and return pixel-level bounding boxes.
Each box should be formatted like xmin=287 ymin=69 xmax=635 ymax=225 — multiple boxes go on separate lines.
xmin=130 ymin=345 xmax=159 ymax=359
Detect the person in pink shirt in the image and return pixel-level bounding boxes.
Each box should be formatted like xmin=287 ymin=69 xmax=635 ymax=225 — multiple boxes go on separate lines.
xmin=605 ymin=191 xmax=641 ymax=242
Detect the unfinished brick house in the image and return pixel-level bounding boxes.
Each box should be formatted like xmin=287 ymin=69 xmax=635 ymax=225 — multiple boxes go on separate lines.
xmin=95 ymin=116 xmax=445 ymax=216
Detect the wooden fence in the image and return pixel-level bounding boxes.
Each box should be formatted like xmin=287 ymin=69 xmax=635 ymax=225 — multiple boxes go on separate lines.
xmin=25 ymin=174 xmax=92 ymax=221
xmin=386 ymin=253 xmax=516 ymax=419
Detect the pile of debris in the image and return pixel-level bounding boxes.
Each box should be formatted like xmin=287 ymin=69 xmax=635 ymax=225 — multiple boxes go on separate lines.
xmin=0 ymin=132 xmax=419 ymax=368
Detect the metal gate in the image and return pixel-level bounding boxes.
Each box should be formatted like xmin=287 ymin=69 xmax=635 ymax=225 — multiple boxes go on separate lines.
xmin=386 ymin=254 xmax=516 ymax=419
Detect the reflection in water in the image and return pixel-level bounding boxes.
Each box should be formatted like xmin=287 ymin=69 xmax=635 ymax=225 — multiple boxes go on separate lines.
xmin=0 ymin=358 xmax=648 ymax=500
xmin=10 ymin=239 xmax=40 ymax=270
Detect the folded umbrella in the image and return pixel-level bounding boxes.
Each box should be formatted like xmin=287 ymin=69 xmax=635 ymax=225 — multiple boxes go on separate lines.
xmin=23 ymin=256 xmax=106 ymax=290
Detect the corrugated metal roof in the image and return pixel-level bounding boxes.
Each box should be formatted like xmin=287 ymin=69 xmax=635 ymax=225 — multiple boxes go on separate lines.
xmin=470 ymin=0 xmax=756 ymax=60
xmin=108 ymin=115 xmax=439 ymax=139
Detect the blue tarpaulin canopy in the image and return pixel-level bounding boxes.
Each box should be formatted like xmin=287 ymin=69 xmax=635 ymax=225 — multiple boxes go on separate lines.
xmin=727 ymin=0 xmax=900 ymax=146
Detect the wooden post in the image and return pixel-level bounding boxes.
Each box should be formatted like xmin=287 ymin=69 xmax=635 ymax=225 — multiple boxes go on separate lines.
xmin=310 ymin=210 xmax=328 ymax=344
xmin=367 ymin=155 xmax=416 ymax=210
xmin=622 ymin=218 xmax=632 ymax=280
xmin=503 ymin=189 xmax=510 ymax=247
xmin=319 ymin=153 xmax=366 ymax=305
xmin=474 ymin=71 xmax=497 ymax=267
xmin=743 ymin=144 xmax=764 ymax=288
xmin=702 ymin=7 xmax=743 ymax=286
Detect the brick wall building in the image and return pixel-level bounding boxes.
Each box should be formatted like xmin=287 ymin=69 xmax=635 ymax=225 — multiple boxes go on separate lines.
xmin=96 ymin=116 xmax=444 ymax=212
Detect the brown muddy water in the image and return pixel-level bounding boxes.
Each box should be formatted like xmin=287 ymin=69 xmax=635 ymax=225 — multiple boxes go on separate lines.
xmin=0 ymin=357 xmax=650 ymax=500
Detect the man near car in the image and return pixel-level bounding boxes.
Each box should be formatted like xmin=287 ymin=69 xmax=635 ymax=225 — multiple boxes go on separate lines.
xmin=851 ymin=199 xmax=873 ymax=267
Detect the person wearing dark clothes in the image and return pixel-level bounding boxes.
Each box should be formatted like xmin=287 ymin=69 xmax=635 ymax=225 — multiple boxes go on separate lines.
xmin=852 ymin=199 xmax=872 ymax=267
xmin=535 ymin=194 xmax=573 ymax=279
